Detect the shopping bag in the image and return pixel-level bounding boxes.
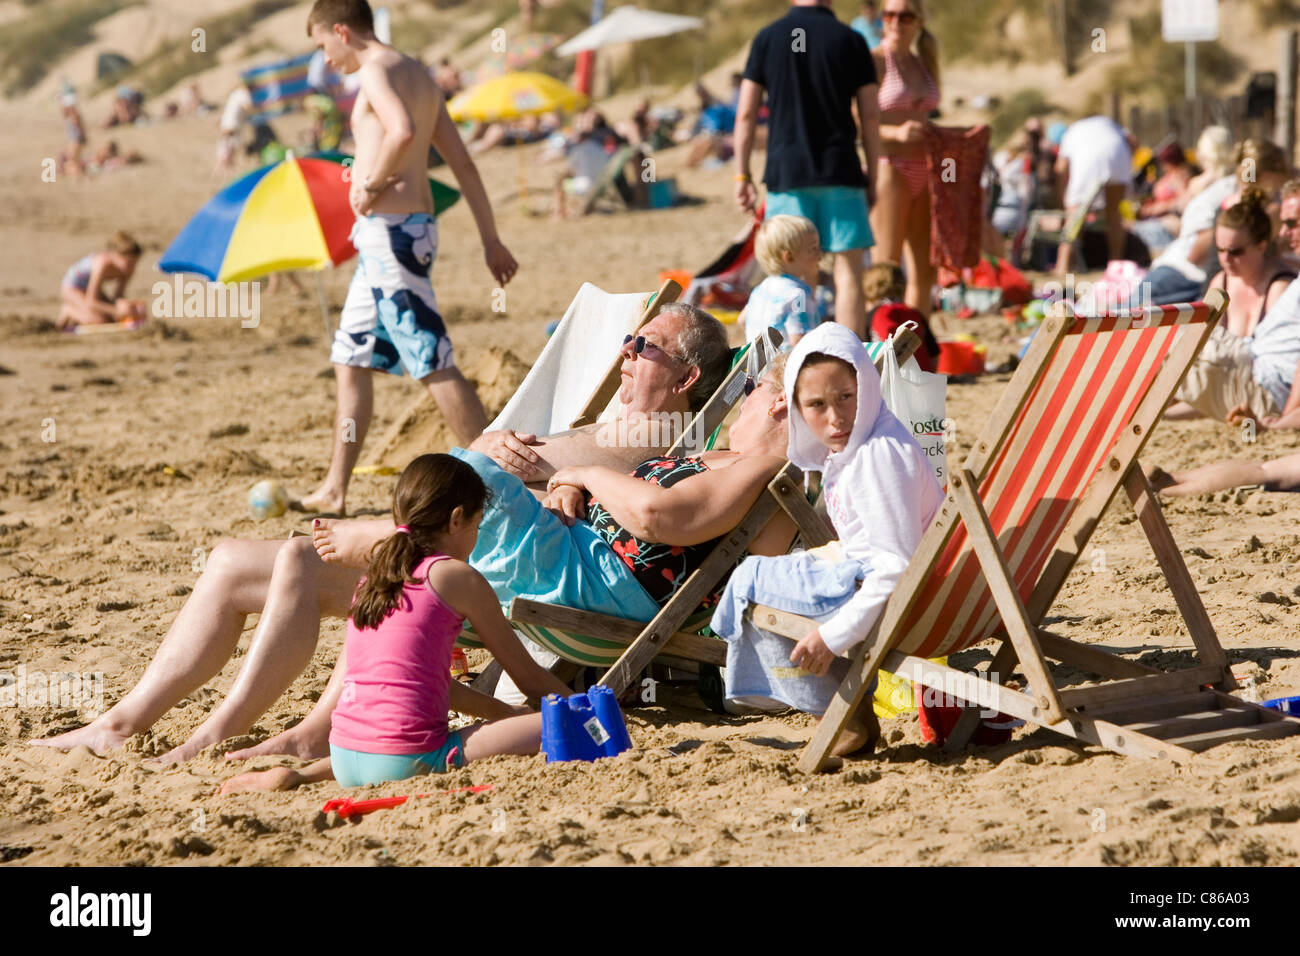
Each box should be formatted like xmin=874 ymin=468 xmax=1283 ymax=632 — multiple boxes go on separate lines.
xmin=879 ymin=335 xmax=949 ymax=488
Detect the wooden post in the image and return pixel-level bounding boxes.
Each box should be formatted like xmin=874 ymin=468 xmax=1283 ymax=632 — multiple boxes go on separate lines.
xmin=1128 ymin=105 xmax=1142 ymax=144
xmin=1279 ymin=29 xmax=1298 ymax=169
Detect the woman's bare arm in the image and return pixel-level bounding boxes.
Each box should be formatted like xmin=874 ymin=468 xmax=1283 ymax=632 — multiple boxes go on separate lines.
xmin=551 ymin=455 xmax=785 ymax=547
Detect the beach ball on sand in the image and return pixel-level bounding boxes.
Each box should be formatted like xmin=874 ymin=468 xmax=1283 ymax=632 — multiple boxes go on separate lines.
xmin=248 ymin=480 xmax=289 ymax=520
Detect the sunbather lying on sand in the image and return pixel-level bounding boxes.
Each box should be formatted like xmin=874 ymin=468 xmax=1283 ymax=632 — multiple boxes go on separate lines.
xmin=1147 ymin=450 xmax=1300 ymax=496
xmin=34 ymin=307 xmax=797 ymax=765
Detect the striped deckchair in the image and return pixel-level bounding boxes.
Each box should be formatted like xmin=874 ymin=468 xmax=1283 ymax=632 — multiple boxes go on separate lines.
xmin=752 ymin=289 xmax=1300 ymax=772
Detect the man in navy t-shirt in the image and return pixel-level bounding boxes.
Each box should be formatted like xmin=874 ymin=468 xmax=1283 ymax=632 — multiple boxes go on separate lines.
xmin=734 ymin=0 xmax=881 ymax=338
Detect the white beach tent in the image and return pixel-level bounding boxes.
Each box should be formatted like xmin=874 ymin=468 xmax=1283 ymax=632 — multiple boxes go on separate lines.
xmin=556 ymin=6 xmax=704 ymax=56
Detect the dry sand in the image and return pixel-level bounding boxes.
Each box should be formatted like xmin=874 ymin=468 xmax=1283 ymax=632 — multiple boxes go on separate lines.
xmin=5 ymin=71 xmax=1300 ymax=867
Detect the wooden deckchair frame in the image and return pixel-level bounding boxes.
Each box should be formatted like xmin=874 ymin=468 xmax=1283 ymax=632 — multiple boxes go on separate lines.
xmin=1021 ymin=180 xmax=1104 ymax=269
xmin=758 ymin=288 xmax=1300 ymax=772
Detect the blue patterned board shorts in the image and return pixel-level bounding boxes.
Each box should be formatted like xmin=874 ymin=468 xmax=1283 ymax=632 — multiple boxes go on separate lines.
xmin=330 ymin=212 xmax=454 ymax=379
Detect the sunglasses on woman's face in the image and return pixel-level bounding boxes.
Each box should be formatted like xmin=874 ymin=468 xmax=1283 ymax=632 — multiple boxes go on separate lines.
xmin=1282 ymin=218 xmax=1300 ymax=231
xmin=1216 ymin=245 xmax=1249 ymax=257
xmin=623 ymin=334 xmax=684 ymax=364
xmin=882 ymin=10 xmax=918 ymax=22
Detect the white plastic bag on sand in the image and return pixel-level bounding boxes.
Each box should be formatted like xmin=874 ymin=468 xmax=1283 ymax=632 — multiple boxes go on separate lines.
xmin=879 ymin=344 xmax=949 ymax=488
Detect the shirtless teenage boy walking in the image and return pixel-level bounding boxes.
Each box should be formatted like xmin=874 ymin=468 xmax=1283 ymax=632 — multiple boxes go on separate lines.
xmin=299 ymin=0 xmax=519 ymax=514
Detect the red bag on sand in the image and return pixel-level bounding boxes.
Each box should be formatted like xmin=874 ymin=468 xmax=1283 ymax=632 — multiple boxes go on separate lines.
xmin=917 ymin=691 xmax=1020 ymax=748
xmin=870 ymin=302 xmax=941 ymax=373
xmin=968 ymin=256 xmax=1032 ymax=306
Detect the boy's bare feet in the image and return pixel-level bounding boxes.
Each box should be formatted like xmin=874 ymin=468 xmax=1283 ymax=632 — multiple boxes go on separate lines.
xmin=225 ymin=722 xmax=331 ymax=762
xmin=218 ymin=766 xmax=300 ymax=795
xmin=291 ymin=486 xmax=346 ymax=516
xmin=311 ymin=516 xmax=394 ymax=567
xmin=29 ymin=720 xmax=129 ymax=754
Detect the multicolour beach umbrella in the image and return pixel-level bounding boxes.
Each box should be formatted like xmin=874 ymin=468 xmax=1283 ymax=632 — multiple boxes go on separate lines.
xmin=160 ymin=151 xmax=460 ymax=283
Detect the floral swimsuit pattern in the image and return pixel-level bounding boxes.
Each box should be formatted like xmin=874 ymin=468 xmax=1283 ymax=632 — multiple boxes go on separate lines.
xmin=587 ymin=456 xmax=722 ymax=607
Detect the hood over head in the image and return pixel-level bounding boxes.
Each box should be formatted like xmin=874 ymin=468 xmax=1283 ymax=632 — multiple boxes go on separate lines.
xmin=783 ymin=322 xmax=886 ymax=472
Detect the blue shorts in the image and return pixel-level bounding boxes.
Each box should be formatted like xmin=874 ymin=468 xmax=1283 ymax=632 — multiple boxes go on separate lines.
xmin=330 ymin=731 xmax=466 ymax=788
xmin=330 ymin=212 xmax=454 ymax=380
xmin=767 ymin=186 xmax=874 ymax=253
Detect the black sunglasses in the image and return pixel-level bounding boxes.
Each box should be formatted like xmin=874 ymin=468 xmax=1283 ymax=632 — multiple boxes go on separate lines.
xmin=1216 ymin=245 xmax=1249 ymax=257
xmin=1282 ymin=218 xmax=1300 ymax=230
xmin=623 ymin=334 xmax=685 ymax=363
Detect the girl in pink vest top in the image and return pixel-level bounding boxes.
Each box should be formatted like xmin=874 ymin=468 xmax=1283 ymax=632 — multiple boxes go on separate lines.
xmin=220 ymin=454 xmax=572 ymax=793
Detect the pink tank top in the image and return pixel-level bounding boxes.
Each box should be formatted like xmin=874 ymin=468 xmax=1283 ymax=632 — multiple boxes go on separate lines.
xmin=329 ymin=553 xmax=465 ymax=755
xmin=877 ymin=45 xmax=939 ymax=114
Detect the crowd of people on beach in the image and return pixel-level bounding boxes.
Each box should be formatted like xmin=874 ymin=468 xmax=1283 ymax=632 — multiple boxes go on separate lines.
xmin=34 ymin=0 xmax=1300 ymax=795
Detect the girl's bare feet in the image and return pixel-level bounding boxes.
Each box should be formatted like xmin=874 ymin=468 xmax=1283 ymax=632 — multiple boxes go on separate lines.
xmin=225 ymin=721 xmax=331 ymax=762
xmin=311 ymin=517 xmax=394 ymax=568
xmin=218 ymin=766 xmax=300 ymax=795
xmin=831 ymin=699 xmax=881 ymax=758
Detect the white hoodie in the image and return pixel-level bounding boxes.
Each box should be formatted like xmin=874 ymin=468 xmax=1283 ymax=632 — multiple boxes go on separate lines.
xmin=784 ymin=323 xmax=945 ymax=656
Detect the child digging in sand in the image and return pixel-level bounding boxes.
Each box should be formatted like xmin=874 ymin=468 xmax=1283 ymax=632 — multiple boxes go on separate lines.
xmin=220 ymin=453 xmax=571 ymax=793
xmin=710 ymin=322 xmax=943 ymax=754
xmin=56 ymin=231 xmax=146 ymax=330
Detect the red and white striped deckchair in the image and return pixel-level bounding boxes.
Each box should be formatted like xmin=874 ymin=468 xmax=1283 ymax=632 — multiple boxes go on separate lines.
xmin=752 ymin=289 xmax=1300 ymax=772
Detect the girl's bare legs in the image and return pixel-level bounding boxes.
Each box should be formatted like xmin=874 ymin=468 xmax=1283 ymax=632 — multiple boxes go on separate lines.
xmin=459 ymin=712 xmax=544 ymax=760
xmin=156 ymin=536 xmax=361 ymax=763
xmin=32 ymin=539 xmax=286 ymax=753
xmin=220 ymin=713 xmax=544 ymax=795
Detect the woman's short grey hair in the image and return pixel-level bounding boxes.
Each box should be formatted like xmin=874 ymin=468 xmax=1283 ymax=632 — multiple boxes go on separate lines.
xmin=659 ymin=302 xmax=732 ymax=412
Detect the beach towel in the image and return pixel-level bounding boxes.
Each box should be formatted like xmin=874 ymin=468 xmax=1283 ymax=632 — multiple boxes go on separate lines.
xmin=487 ymin=283 xmax=650 ymax=436
xmin=924 ymin=125 xmax=992 ymax=271
xmin=241 ymin=53 xmax=315 ymax=123
xmin=714 ymin=549 xmax=864 ymax=714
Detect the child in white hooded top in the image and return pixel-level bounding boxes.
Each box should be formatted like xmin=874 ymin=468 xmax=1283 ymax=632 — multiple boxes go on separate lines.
xmin=785 ymin=323 xmax=944 ymax=670
xmin=711 ymin=322 xmax=943 ymax=749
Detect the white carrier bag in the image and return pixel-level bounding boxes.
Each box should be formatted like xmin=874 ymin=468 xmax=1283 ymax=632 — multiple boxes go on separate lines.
xmin=876 ymin=331 xmax=949 ymax=489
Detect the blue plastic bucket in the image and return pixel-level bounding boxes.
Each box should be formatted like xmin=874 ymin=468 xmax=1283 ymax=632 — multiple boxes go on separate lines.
xmin=541 ymin=686 xmax=632 ymax=763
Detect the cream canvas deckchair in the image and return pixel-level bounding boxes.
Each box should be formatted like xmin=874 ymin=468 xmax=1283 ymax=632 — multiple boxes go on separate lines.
xmin=750 ymin=289 xmax=1300 ymax=772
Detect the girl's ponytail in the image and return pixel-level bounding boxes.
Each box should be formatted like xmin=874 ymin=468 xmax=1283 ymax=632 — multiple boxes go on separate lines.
xmin=350 ymin=527 xmax=426 ymax=631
